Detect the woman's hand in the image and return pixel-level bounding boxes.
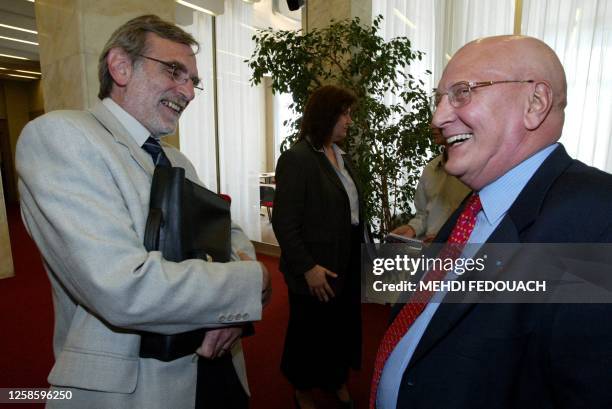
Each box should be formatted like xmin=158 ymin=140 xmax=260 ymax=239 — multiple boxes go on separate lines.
xmin=304 ymin=264 xmax=338 ymax=302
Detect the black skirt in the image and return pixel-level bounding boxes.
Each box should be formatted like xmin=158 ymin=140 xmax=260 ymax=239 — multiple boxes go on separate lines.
xmin=281 ymin=225 xmax=363 ymax=390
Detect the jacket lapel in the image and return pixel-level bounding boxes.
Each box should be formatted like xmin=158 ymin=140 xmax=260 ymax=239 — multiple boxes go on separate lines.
xmin=317 ymin=152 xmax=346 ymax=193
xmin=343 ymin=154 xmax=366 ymax=221
xmin=88 ymin=101 xmax=155 ymax=176
xmin=305 ymin=139 xmax=347 ymax=196
xmin=408 ymin=216 xmax=521 ymax=368
xmin=407 ymin=145 xmax=574 ymax=368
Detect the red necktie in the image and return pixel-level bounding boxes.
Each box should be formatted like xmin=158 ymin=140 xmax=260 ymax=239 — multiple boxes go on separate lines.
xmin=369 ymin=194 xmax=482 ymax=409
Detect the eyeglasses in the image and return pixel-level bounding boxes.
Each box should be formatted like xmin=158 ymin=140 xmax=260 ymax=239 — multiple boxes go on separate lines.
xmin=431 ymin=80 xmax=534 ymax=111
xmin=138 ymin=54 xmax=203 ymax=92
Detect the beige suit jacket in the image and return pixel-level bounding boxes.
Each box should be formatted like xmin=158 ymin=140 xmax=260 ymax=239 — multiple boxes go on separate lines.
xmin=16 ymin=100 xmax=263 ymax=409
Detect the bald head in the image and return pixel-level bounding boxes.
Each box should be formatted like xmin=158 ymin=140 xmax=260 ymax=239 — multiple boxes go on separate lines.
xmin=452 ymin=35 xmax=567 ymax=111
xmin=432 ymin=35 xmax=568 ymax=190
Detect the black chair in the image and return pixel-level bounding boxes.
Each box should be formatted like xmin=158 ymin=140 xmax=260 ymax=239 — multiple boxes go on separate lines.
xmin=259 ymin=184 xmax=275 ymax=222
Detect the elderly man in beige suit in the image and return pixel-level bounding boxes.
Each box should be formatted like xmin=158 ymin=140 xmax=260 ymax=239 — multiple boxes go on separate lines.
xmin=16 ymin=15 xmax=270 ymax=409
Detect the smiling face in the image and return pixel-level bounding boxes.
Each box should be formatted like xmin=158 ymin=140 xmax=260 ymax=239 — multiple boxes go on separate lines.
xmin=120 ymin=33 xmax=198 ymax=137
xmin=432 ymin=37 xmax=550 ymax=190
xmin=331 ymin=108 xmax=353 ymax=143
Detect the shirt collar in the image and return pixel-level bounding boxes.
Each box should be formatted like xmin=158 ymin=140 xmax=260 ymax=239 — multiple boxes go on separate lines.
xmin=102 ymin=97 xmax=151 ymax=147
xmin=478 ymin=143 xmax=558 ymax=225
xmin=318 ymin=144 xmax=345 ymax=155
xmin=306 ymin=136 xmax=345 ymax=155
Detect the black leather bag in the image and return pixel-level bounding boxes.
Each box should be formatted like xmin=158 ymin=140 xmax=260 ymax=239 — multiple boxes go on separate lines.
xmin=139 ymin=166 xmax=231 ymax=361
xmin=144 ymin=166 xmax=231 ymax=263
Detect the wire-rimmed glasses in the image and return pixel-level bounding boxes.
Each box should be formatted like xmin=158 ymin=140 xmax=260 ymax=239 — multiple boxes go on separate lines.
xmin=138 ymin=54 xmax=203 ymax=93
xmin=431 ymin=80 xmax=534 ymax=111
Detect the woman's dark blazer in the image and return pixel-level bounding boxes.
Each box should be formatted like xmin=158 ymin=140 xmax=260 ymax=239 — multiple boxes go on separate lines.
xmin=272 ymin=138 xmax=365 ymax=295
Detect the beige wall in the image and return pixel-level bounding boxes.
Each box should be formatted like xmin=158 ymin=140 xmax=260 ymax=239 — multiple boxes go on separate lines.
xmin=35 ymin=0 xmax=175 ymax=112
xmin=0 ymin=79 xmax=38 ymax=279
xmin=2 ymin=80 xmax=35 ymax=203
xmin=34 ymin=0 xmax=179 ymax=147
xmin=304 ymin=0 xmax=371 ymax=31
xmin=0 ymin=171 xmax=13 ymax=279
xmin=28 ymin=80 xmax=45 ymax=119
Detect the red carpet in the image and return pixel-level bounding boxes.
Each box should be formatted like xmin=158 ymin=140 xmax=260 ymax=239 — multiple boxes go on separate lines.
xmin=0 ymin=204 xmax=390 ymax=408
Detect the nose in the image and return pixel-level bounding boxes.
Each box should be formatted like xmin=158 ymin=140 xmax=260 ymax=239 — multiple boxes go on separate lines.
xmin=177 ymin=80 xmax=196 ymax=102
xmin=431 ymin=95 xmax=454 ymax=130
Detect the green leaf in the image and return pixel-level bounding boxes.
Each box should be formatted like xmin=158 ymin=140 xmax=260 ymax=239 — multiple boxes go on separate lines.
xmin=246 ymin=16 xmax=434 ymax=237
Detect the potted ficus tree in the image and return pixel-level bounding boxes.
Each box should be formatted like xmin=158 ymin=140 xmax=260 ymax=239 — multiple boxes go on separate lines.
xmin=247 ymin=16 xmax=434 ymax=238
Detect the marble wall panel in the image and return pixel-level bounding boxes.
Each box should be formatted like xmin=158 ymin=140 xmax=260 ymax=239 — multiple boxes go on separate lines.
xmin=36 ymin=0 xmax=175 ymax=111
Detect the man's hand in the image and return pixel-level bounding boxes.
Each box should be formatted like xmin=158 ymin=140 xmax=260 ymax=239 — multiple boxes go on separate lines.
xmin=238 ymin=252 xmax=272 ymax=307
xmin=304 ymin=265 xmax=337 ymax=302
xmin=197 ymin=327 xmax=242 ymax=359
xmin=391 ymin=224 xmax=416 ymax=238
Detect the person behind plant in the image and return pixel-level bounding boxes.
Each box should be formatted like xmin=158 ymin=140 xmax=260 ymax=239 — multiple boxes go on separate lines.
xmin=272 ymin=85 xmax=365 ymax=409
xmin=392 ymin=127 xmax=470 ymax=242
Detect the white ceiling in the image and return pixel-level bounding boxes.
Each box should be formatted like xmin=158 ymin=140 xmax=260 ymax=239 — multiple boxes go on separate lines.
xmin=0 ymin=0 xmax=301 ymax=82
xmin=0 ymin=0 xmax=39 ymax=81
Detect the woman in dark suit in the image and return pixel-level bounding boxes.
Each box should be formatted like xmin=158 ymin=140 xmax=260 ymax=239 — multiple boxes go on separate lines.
xmin=272 ymin=85 xmax=364 ymax=409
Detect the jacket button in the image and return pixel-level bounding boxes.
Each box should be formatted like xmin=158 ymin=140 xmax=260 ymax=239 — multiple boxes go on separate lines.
xmin=406 ymin=380 xmax=415 ymax=386
xmin=227 ymin=314 xmax=234 ymax=321
xmin=234 ymin=313 xmax=242 ymax=320
xmin=218 ymin=315 xmax=226 ymax=322
xmin=243 ymin=313 xmax=249 ymax=319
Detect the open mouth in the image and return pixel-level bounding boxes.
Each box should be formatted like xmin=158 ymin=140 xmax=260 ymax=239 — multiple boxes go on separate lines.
xmin=161 ymin=99 xmax=185 ymax=115
xmin=447 ymin=133 xmax=473 ymax=146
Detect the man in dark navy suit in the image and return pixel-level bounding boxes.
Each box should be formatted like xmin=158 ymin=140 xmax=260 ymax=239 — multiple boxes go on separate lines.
xmin=372 ymin=35 xmax=612 ymax=409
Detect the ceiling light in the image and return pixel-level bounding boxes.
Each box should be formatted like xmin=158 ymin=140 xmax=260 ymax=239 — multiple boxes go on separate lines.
xmin=6 ymin=73 xmax=38 ymax=79
xmin=16 ymin=69 xmax=41 ymax=75
xmin=176 ymin=0 xmax=217 ymax=16
xmin=0 ymin=23 xmax=38 ymax=35
xmin=0 ymin=53 xmax=29 ymax=60
xmin=0 ymin=35 xmax=39 ymax=46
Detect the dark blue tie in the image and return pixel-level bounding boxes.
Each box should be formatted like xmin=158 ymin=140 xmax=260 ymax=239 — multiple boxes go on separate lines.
xmin=142 ymin=136 xmax=171 ymax=167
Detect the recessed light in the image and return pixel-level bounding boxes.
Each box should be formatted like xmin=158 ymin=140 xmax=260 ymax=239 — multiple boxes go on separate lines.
xmin=0 ymin=23 xmax=38 ymax=35
xmin=7 ymin=73 xmax=38 ymax=79
xmin=176 ymin=0 xmax=217 ymax=16
xmin=0 ymin=35 xmax=39 ymax=46
xmin=16 ymin=69 xmax=41 ymax=75
xmin=0 ymin=53 xmax=29 ymax=60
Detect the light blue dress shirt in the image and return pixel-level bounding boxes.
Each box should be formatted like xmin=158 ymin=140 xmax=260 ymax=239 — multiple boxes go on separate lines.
xmin=376 ymin=143 xmax=558 ymax=409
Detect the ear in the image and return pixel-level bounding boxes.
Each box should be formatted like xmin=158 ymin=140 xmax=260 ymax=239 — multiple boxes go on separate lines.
xmin=524 ymin=81 xmax=553 ymax=130
xmin=106 ymin=47 xmax=133 ymax=88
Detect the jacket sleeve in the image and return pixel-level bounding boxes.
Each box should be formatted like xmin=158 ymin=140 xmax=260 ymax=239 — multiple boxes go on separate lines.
xmin=16 ymin=113 xmax=263 ymax=335
xmin=272 ymin=149 xmax=317 ymax=276
xmin=547 ymin=303 xmax=612 ymax=407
